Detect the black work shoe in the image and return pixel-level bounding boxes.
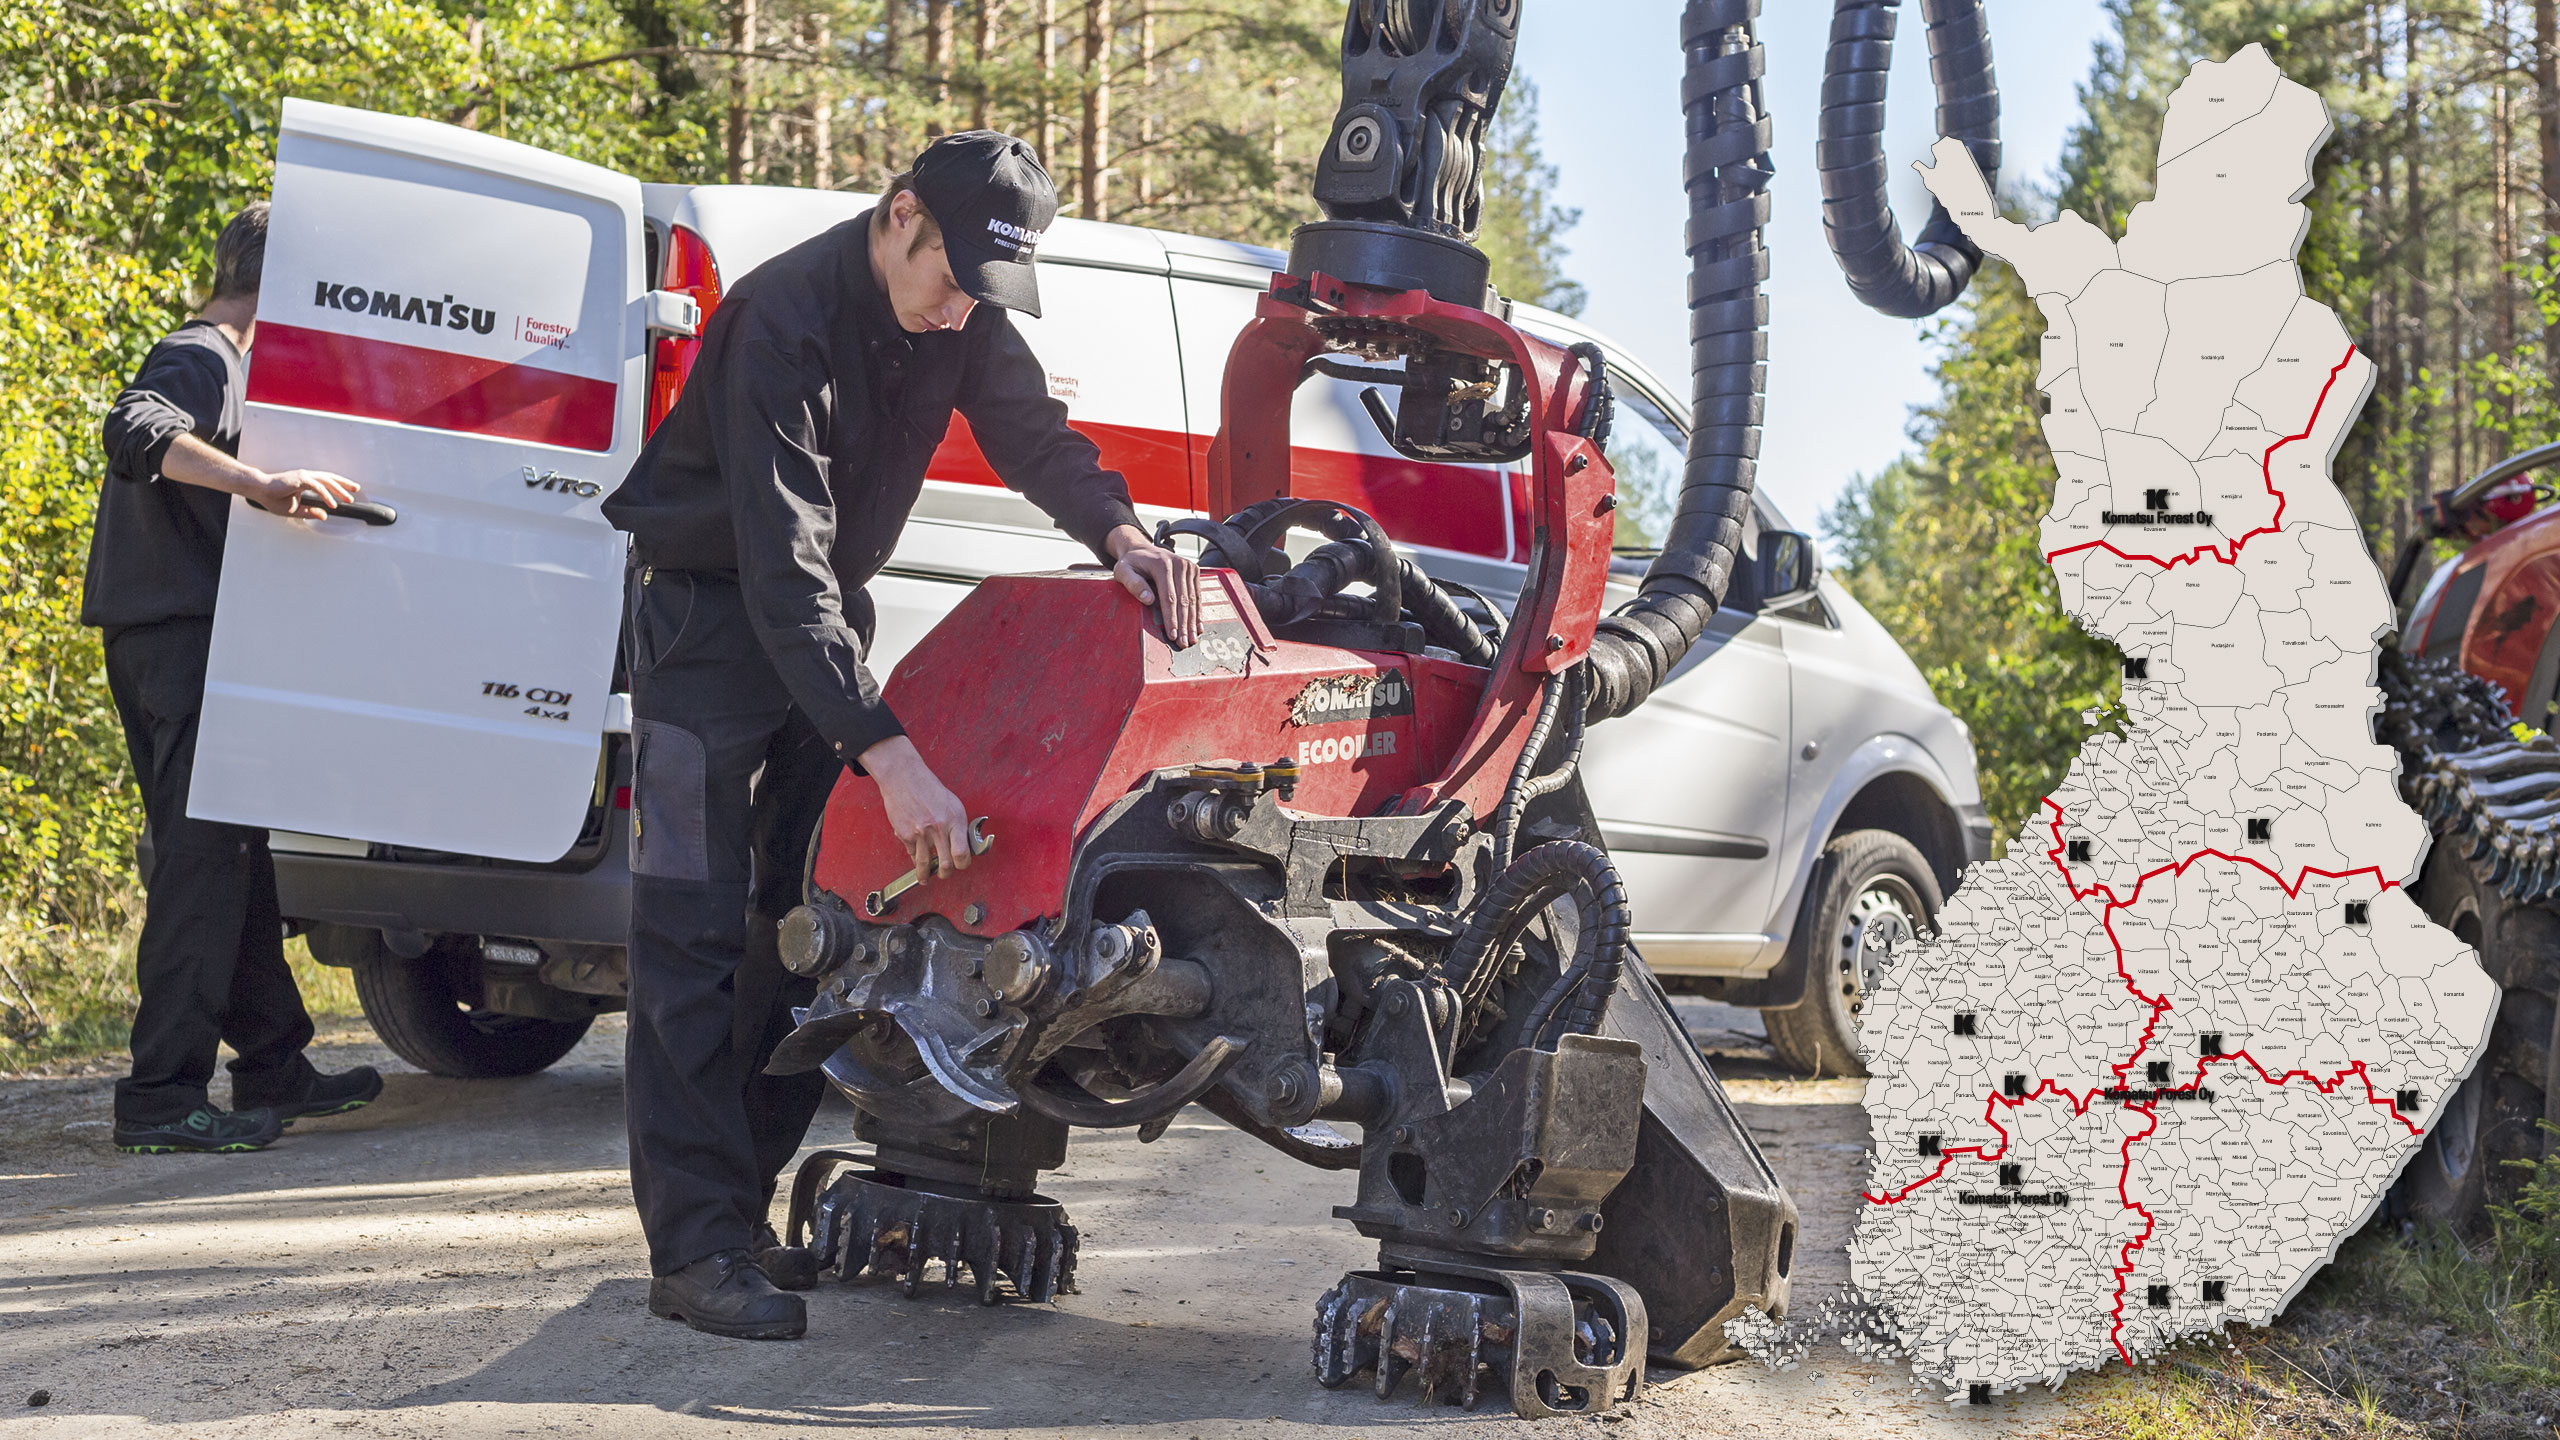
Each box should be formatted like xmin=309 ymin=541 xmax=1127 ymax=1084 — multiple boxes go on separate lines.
xmin=263 ymin=1066 xmax=385 ymax=1125
xmin=113 ymin=1106 xmax=283 ymax=1154
xmin=751 ymin=1224 xmax=818 ymax=1292
xmin=649 ymin=1250 xmax=807 ymax=1340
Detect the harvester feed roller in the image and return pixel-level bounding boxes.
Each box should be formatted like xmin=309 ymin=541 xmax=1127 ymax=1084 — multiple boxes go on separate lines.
xmin=2380 ymin=652 xmax=2560 ymax=905
xmin=762 ymin=0 xmax=2001 ymax=1416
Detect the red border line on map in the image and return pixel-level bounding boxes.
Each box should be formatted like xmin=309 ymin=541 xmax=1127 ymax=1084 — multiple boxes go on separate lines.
xmin=2041 ymin=344 xmax=2361 ymax=571
xmin=1859 ymin=807 xmax=2419 ymax=1365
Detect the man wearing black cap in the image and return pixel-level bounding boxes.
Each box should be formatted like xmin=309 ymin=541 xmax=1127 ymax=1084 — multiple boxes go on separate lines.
xmin=603 ymin=131 xmax=1199 ymax=1341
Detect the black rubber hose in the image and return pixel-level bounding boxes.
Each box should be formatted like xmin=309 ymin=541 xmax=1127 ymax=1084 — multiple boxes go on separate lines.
xmin=1490 ymin=672 xmax=1568 ymax=872
xmin=1399 ymin=557 xmax=1499 ymax=666
xmin=1818 ymin=0 xmax=2000 ymax=319
xmin=1581 ymin=0 xmax=1773 ymax=724
xmin=1492 ymin=667 xmax=1588 ymax=871
xmin=1582 ymin=0 xmax=1997 ymax=724
xmin=1253 ymin=540 xmax=1377 ymax=626
xmin=1438 ymin=840 xmax=1633 ymax=1045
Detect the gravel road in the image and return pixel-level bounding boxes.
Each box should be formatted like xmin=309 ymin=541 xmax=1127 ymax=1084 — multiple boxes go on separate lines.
xmin=0 ymin=1002 xmax=2085 ymax=1438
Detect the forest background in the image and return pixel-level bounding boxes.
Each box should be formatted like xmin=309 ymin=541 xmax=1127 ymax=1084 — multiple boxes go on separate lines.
xmin=0 ymin=0 xmax=2529 ymax=1050
xmin=0 ymin=0 xmax=1582 ymax=1049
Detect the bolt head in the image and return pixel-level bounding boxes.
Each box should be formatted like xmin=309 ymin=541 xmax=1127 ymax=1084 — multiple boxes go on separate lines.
xmin=974 ymin=996 xmax=997 ymax=1018
xmin=1546 ymin=633 xmax=1566 ymax=652
xmin=1578 ymin=1212 xmax=1605 ymax=1233
xmin=1529 ymin=1207 xmax=1556 ymax=1231
xmin=963 ymin=902 xmax=986 ymax=925
xmin=1449 ymin=1207 xmax=1471 ymax=1227
xmin=1383 ymin=990 xmax=1409 ymax=1016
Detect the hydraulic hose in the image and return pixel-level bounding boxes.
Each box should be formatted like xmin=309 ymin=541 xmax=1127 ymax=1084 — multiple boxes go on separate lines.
xmin=1819 ymin=0 xmax=2000 ymax=319
xmin=1438 ymin=839 xmax=1633 ymax=1045
xmin=1163 ymin=502 xmax=1499 ymax=664
xmin=1492 ymin=667 xmax=1588 ymax=871
xmin=1398 ymin=557 xmax=1500 ymax=666
xmin=1582 ymin=0 xmax=1998 ymax=723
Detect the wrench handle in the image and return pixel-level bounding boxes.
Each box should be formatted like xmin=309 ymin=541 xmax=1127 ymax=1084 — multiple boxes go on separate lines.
xmin=861 ymin=818 xmax=994 ymax=918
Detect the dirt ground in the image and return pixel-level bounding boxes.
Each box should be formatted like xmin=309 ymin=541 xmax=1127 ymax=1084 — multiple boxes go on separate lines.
xmin=0 ymin=1002 xmax=2104 ymax=1438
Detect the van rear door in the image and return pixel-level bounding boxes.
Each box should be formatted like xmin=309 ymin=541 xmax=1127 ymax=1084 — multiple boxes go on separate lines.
xmin=191 ymin=98 xmax=646 ymax=862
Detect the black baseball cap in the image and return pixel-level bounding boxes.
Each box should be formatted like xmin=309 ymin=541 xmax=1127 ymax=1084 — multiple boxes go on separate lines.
xmin=910 ymin=131 xmax=1057 ymax=318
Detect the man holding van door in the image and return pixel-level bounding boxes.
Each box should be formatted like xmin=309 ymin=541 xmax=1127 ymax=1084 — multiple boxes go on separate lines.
xmin=88 ymin=202 xmax=388 ymax=1154
xmin=603 ymin=132 xmax=1200 ymax=1341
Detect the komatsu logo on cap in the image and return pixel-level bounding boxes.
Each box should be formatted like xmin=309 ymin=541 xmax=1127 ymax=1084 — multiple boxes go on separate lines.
xmin=986 ymin=218 xmax=1045 ymax=249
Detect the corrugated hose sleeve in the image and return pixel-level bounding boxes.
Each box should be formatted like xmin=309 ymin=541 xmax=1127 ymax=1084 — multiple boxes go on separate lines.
xmin=1583 ymin=0 xmax=1998 ymax=724
xmin=1817 ymin=0 xmax=2001 ymax=319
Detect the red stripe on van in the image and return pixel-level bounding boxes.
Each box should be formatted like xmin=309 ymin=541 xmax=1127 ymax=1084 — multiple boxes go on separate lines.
xmin=1282 ymin=446 xmax=1509 ymax=558
xmin=932 ymin=415 xmax=1509 ymax=558
xmin=930 ymin=412 xmax=1199 ymax=511
xmin=247 ymin=322 xmax=617 ymax=452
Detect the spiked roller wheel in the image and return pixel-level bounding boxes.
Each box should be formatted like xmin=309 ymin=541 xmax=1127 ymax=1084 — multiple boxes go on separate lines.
xmin=1312 ymin=1261 xmax=1645 ymax=1417
xmin=804 ymin=1166 xmax=1078 ymax=1303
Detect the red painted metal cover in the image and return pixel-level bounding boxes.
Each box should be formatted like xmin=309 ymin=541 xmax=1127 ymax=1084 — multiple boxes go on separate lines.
xmin=810 ymin=567 xmax=1490 ymax=937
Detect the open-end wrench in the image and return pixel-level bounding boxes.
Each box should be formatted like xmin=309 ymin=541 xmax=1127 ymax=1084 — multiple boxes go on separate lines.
xmin=864 ymin=817 xmax=994 ymax=917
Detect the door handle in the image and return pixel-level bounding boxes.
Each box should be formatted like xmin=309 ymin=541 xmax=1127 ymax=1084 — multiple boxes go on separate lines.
xmin=297 ymin=493 xmax=399 ymax=527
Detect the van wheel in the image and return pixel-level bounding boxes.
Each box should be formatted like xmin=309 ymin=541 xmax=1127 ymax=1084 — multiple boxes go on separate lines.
xmin=350 ymin=938 xmax=593 ymax=1079
xmin=1761 ymin=830 xmax=1942 ymax=1080
xmin=2395 ymin=850 xmax=2558 ymax=1230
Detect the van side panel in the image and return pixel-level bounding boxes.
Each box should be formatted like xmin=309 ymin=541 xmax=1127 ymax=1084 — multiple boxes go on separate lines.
xmin=928 ymin=264 xmax=1198 ymax=511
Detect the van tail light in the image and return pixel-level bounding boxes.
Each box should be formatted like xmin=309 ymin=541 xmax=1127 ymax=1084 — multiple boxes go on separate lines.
xmin=647 ymin=224 xmax=722 ymax=437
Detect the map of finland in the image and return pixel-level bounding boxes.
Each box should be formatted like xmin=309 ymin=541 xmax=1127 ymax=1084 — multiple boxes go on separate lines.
xmin=1845 ymin=43 xmax=2499 ymax=1397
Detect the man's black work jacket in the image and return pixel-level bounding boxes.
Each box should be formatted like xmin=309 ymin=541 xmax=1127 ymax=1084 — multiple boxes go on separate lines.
xmin=86 ymin=320 xmax=245 ymax=632
xmin=604 ymin=209 xmax=1140 ymax=764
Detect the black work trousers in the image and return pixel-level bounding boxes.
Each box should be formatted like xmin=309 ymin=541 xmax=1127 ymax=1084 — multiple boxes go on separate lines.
xmin=103 ymin=617 xmax=317 ymax=1124
xmin=624 ymin=566 xmax=839 ymax=1275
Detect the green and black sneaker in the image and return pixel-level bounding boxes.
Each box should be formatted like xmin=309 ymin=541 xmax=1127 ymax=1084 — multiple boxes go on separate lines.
xmin=260 ymin=1066 xmax=385 ymax=1126
xmin=112 ymin=1106 xmax=283 ymax=1154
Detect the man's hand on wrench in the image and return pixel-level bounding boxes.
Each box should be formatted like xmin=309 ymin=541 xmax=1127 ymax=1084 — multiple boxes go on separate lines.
xmin=861 ymin=736 xmax=977 ymax=876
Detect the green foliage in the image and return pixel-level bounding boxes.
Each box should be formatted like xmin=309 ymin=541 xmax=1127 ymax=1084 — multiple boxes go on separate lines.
xmin=1476 ymin=77 xmax=1586 ymax=317
xmin=1824 ymin=261 xmax=2122 ymax=847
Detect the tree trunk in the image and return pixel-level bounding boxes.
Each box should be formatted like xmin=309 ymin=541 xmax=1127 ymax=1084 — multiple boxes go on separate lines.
xmin=1137 ymin=1 xmax=1155 ymax=209
xmin=2539 ymin=0 xmax=2559 ymax=389
xmin=727 ymin=0 xmax=758 ymax=183
xmin=1039 ymin=0 xmax=1058 ymax=165
xmin=930 ymin=0 xmax=955 ymax=131
xmin=1080 ymin=0 xmax=1111 ymax=219
xmin=2499 ymin=0 xmax=2519 ymax=379
xmin=974 ymin=0 xmax=1000 ymax=131
xmin=2406 ymin=3 xmax=2431 ymax=504
xmin=805 ymin=12 xmax=833 ymax=189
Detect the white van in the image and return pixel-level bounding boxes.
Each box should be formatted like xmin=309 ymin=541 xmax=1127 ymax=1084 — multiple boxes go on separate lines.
xmin=204 ymin=99 xmax=1991 ymax=1080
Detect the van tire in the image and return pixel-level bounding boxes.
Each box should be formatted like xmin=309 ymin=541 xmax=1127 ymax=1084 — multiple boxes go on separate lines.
xmin=1761 ymin=830 xmax=1943 ymax=1080
xmin=351 ymin=939 xmax=593 ymax=1079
